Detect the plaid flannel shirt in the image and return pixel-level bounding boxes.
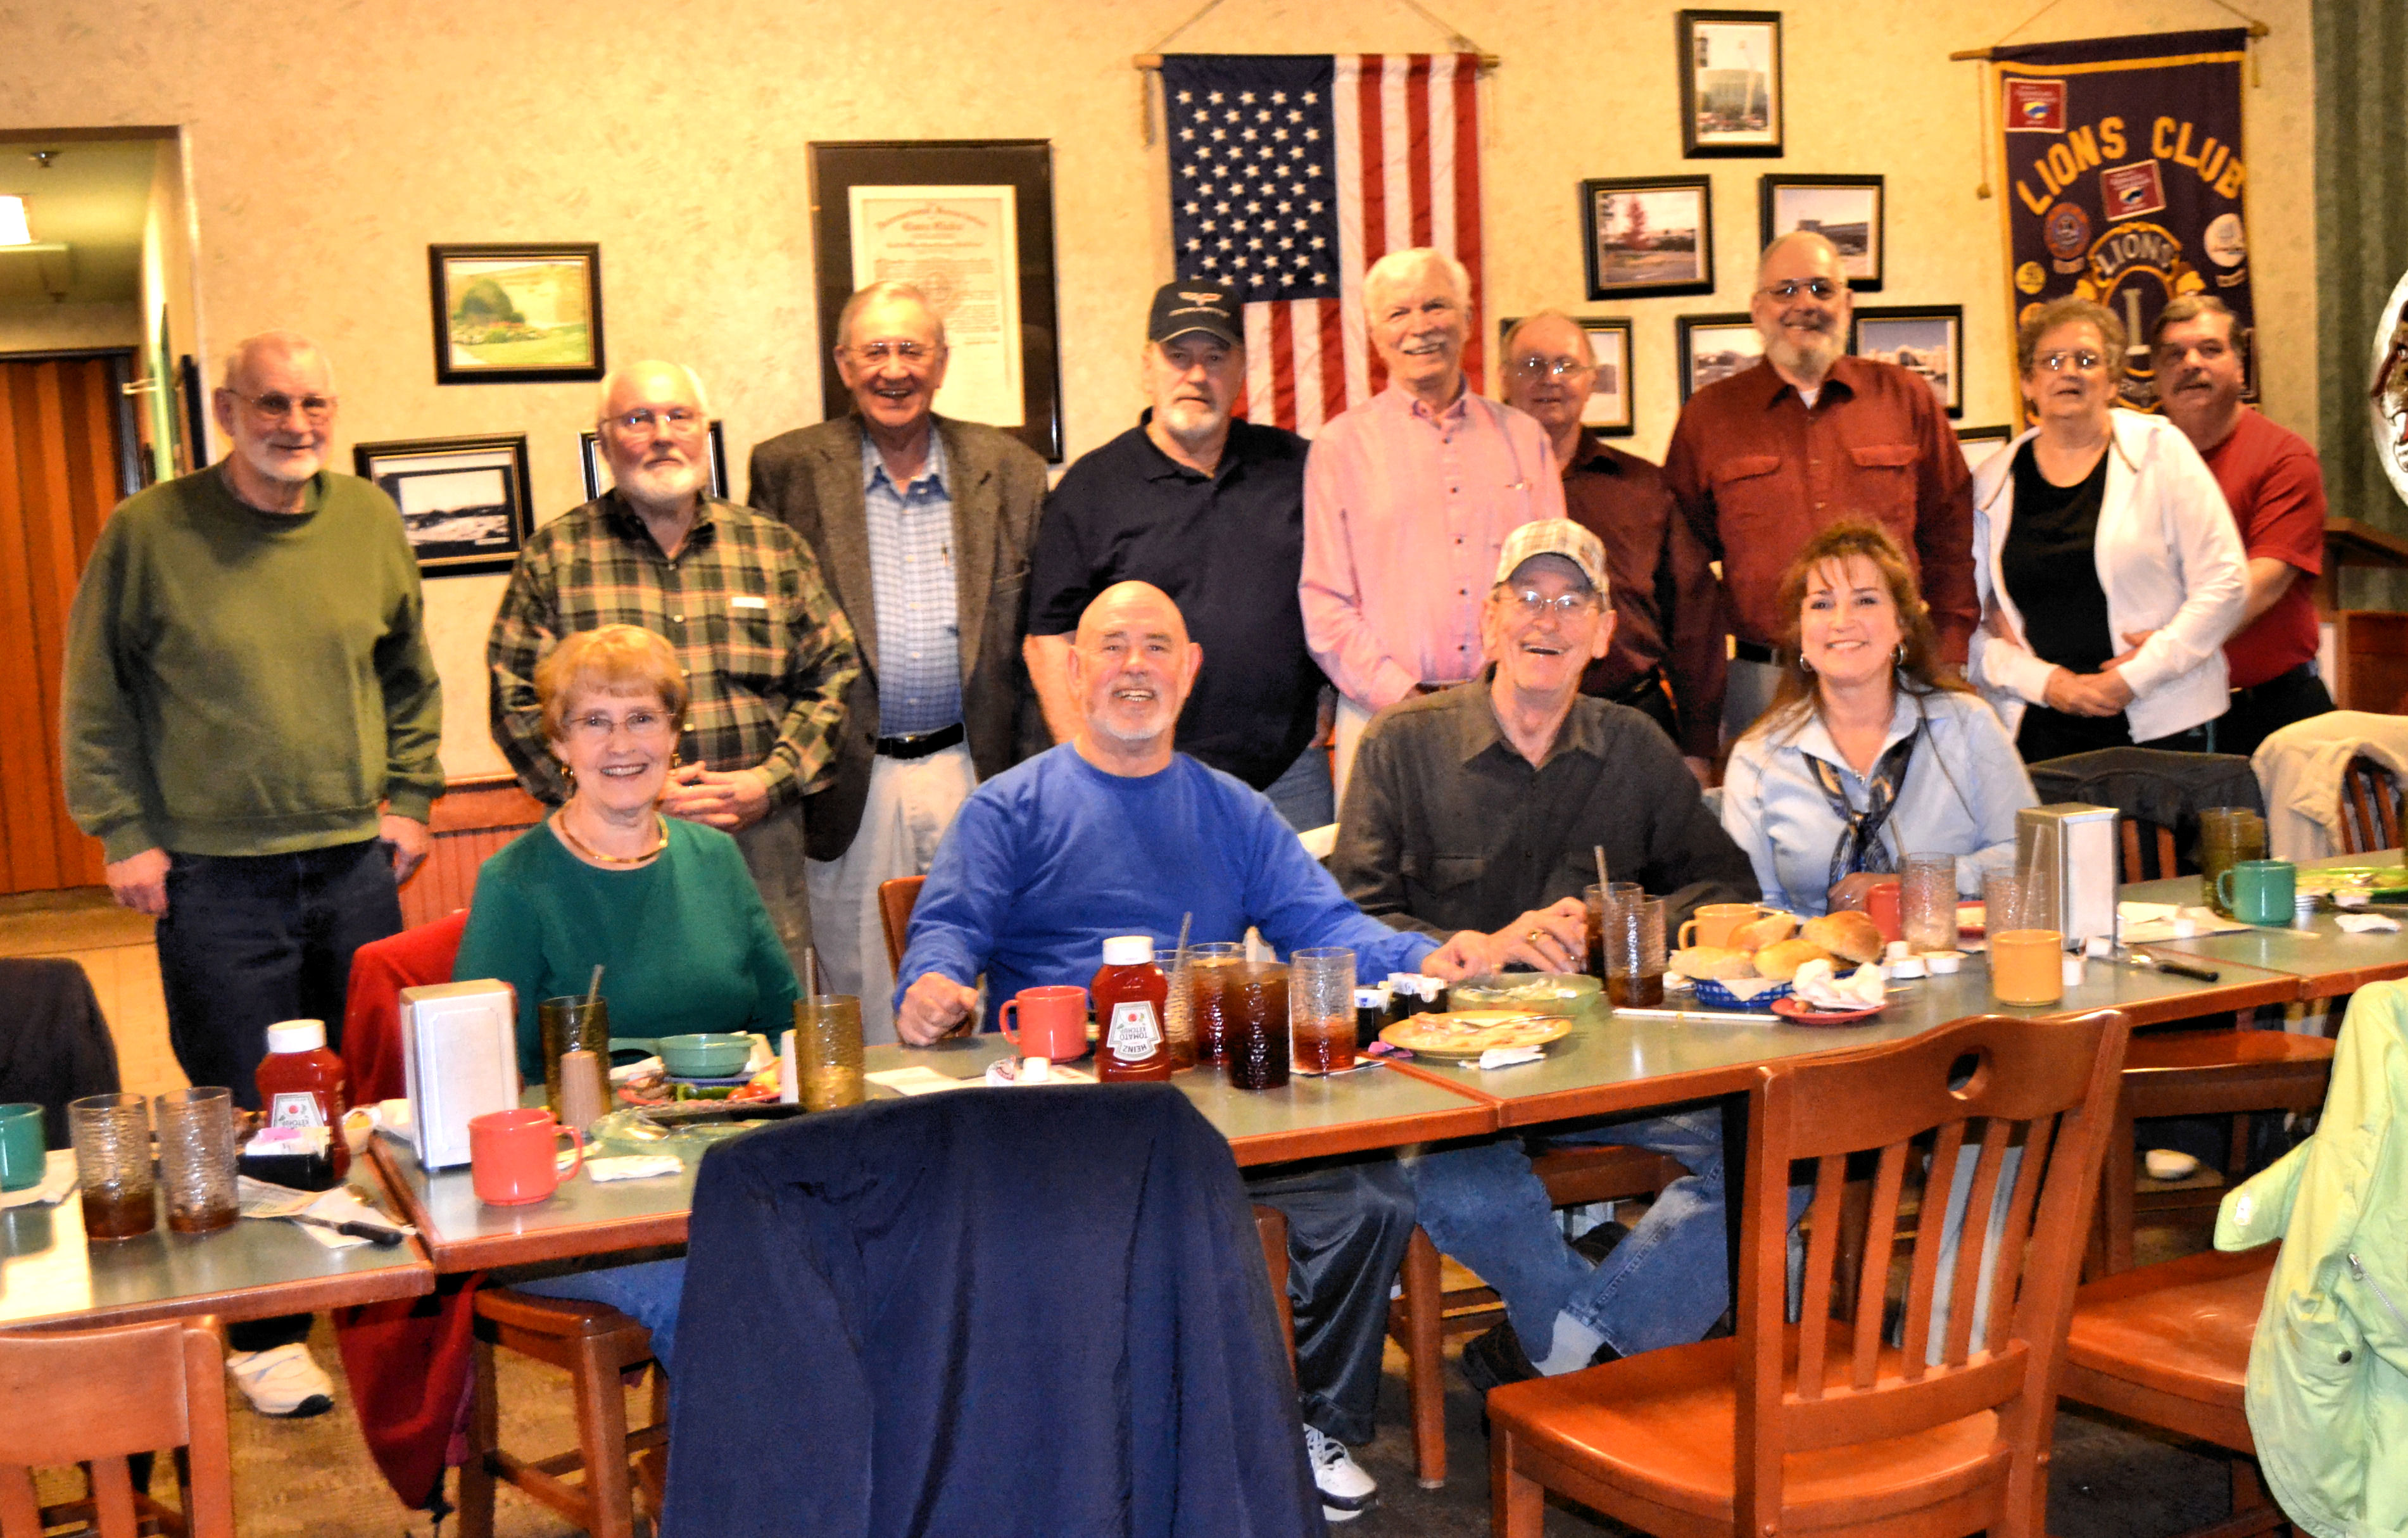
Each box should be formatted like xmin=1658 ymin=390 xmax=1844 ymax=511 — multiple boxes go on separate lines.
xmin=488 ymin=493 xmax=860 ymax=805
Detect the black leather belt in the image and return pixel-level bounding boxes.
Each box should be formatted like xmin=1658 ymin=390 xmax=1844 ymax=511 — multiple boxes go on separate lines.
xmin=1601 ymin=666 xmax=1668 ymax=706
xmin=876 ymin=722 xmax=964 ymax=759
xmin=1732 ymin=640 xmax=1779 ymax=665
xmin=2231 ymin=661 xmax=2317 ymax=700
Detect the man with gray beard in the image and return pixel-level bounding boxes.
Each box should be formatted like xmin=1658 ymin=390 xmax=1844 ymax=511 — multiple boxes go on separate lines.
xmin=1663 ymin=232 xmax=1974 ymax=746
xmin=489 ymin=359 xmax=860 ymax=974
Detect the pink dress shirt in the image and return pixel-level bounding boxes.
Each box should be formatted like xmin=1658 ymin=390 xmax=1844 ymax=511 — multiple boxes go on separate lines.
xmin=1301 ymin=382 xmax=1564 ymax=709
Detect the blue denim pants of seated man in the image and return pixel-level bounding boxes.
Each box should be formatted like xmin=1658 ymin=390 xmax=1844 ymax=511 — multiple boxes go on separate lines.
xmin=517 ymin=1258 xmax=688 ymax=1388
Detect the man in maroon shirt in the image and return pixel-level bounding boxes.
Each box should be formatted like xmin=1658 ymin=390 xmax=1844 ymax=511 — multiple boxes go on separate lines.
xmin=1663 ymin=233 xmax=1976 ymax=748
xmin=1501 ymin=312 xmax=1721 ymax=784
xmin=2153 ymin=294 xmax=2332 ymax=757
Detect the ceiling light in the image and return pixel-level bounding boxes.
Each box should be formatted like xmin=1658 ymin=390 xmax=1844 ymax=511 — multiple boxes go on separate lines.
xmin=0 ymin=198 xmax=28 ymax=247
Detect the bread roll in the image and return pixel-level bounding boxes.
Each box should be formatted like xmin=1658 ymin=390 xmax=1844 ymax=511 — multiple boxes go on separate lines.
xmin=1668 ymin=945 xmax=1756 ymax=980
xmin=1730 ymin=911 xmax=1800 ymax=952
xmin=1753 ymin=938 xmax=1835 ymax=981
xmin=1801 ymin=910 xmax=1885 ymax=965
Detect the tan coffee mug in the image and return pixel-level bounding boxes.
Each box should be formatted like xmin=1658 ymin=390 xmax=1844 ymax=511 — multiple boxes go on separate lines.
xmin=1989 ymin=929 xmax=2066 ymax=1006
xmin=1677 ymin=904 xmax=1762 ymax=951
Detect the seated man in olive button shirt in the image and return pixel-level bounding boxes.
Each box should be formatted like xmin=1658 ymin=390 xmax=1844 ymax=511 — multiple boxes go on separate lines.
xmin=1329 ymin=519 xmax=1760 ymax=1392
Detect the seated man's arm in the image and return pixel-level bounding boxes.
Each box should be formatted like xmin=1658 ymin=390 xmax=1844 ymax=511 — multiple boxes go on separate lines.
xmin=890 ymin=792 xmax=1018 ymax=1044
xmin=1326 ymin=724 xmax=1444 ymax=936
xmin=1244 ymin=786 xmax=1490 ymax=976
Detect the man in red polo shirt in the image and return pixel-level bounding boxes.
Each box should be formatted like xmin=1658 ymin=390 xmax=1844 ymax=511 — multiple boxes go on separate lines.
xmin=2152 ymin=294 xmax=2332 ymax=757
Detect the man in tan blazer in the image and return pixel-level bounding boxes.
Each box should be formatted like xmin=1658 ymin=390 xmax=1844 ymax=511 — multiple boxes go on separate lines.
xmin=747 ymin=280 xmax=1049 ymax=1041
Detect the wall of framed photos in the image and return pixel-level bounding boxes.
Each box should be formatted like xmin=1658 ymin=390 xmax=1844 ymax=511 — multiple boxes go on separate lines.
xmin=3 ymin=0 xmax=2317 ymax=779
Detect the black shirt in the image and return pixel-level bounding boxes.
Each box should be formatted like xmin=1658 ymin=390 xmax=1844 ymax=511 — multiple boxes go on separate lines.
xmin=1028 ymin=415 xmax=1325 ymax=788
xmin=2002 ymin=441 xmax=2114 ymax=674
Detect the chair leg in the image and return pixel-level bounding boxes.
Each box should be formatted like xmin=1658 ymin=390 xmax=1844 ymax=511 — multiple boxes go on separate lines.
xmin=456 ymin=1337 xmax=500 ymax=1538
xmin=635 ymin=1366 xmax=669 ymax=1535
xmin=2101 ymin=1102 xmax=2139 ymax=1277
xmin=1491 ymin=1425 xmax=1544 ymax=1538
xmin=1403 ymin=1226 xmax=1447 ymax=1489
xmin=568 ymin=1333 xmax=638 ymax=1538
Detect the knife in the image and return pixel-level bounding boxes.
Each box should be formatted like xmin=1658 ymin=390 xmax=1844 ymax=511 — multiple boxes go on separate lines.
xmin=2113 ymin=949 xmax=2220 ymax=983
xmin=284 ymin=1212 xmax=409 ymax=1246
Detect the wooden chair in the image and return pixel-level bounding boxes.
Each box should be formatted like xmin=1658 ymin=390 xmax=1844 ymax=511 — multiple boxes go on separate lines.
xmin=878 ymin=874 xmax=926 ymax=972
xmin=457 ymin=1291 xmax=667 ymax=1538
xmin=0 ymin=1316 xmax=235 ymax=1538
xmin=2338 ymin=755 xmax=2401 ymax=854
xmin=2059 ymin=1246 xmax=2294 ymax=1537
xmin=2121 ymin=816 xmax=2181 ymax=882
xmin=1489 ymin=1009 xmax=2130 ymax=1538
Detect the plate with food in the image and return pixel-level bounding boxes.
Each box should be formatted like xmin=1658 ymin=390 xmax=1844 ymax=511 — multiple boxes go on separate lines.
xmin=1380 ymin=1010 xmax=1573 ymax=1057
xmin=1770 ymin=996 xmax=1885 ymax=1026
xmin=2298 ymin=866 xmax=2408 ymax=900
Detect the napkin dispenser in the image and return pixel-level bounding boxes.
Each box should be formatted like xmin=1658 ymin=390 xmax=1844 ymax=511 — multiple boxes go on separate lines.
xmin=2014 ymin=804 xmax=2121 ymax=951
xmin=398 ymin=980 xmax=521 ymax=1169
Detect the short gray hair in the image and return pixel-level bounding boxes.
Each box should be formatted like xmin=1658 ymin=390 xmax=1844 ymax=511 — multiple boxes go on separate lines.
xmin=595 ymin=360 xmax=711 ymax=422
xmin=220 ymin=331 xmax=327 ymax=393
xmin=834 ymin=280 xmax=949 ymax=355
xmin=1500 ymin=310 xmax=1594 ymax=367
xmin=1362 ymin=248 xmax=1470 ymax=316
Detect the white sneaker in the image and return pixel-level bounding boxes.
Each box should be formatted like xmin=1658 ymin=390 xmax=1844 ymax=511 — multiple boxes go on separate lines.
xmin=1304 ymin=1423 xmax=1377 ymax=1522
xmin=225 ymin=1342 xmax=335 ymax=1418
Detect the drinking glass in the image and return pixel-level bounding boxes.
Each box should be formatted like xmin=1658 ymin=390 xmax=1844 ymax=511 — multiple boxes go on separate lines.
xmin=1982 ymin=871 xmax=2028 ymax=938
xmin=538 ymin=995 xmax=610 ymax=1121
xmin=1227 ymin=962 xmax=1290 ymax=1091
xmin=68 ymin=1092 xmax=154 ymax=1242
xmin=1289 ymin=947 xmax=1357 ymax=1075
xmin=1187 ymin=943 xmax=1245 ymax=1066
xmin=1989 ymin=929 xmax=2067 ymax=1005
xmin=154 ymin=1087 xmax=237 ymax=1234
xmin=2199 ymin=807 xmax=2267 ymax=916
xmin=793 ymin=995 xmax=866 ymax=1111
xmin=1900 ymin=853 xmax=1958 ymax=953
xmin=1587 ymin=881 xmax=1640 ymax=983
xmin=1603 ymin=893 xmax=1667 ymax=1009
xmin=1163 ymin=949 xmax=1199 ymax=1071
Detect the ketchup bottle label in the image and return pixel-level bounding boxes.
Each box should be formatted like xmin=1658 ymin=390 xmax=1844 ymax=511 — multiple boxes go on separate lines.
xmin=268 ymin=1090 xmax=327 ymax=1129
xmin=1106 ymin=1002 xmax=1162 ymax=1062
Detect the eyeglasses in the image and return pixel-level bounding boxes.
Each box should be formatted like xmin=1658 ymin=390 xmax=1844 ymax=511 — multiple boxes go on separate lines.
xmin=2035 ymin=349 xmax=2106 ymax=373
xmin=845 ymin=341 xmax=943 ymax=368
xmin=1758 ymin=279 xmax=1841 ymax=303
xmin=230 ymin=391 xmax=337 ymax=421
xmin=1507 ymin=356 xmax=1590 ymax=381
xmin=562 ymin=708 xmax=676 ymax=745
xmin=604 ymin=407 xmax=707 ymax=436
xmin=1509 ymin=588 xmax=1597 ymax=618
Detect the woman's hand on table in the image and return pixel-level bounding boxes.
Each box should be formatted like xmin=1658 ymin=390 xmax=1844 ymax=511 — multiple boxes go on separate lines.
xmin=1825 ymin=872 xmax=1890 ymax=912
xmin=1484 ymin=898 xmax=1590 ymax=973
xmin=896 ymin=974 xmax=979 ymax=1045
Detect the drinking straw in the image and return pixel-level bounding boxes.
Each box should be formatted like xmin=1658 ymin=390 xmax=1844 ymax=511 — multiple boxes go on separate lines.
xmin=1593 ymin=845 xmax=1611 ymax=895
xmin=1174 ymin=911 xmax=1193 ymax=964
xmin=803 ymin=949 xmax=817 ymax=1001
xmin=584 ymin=964 xmax=605 ymax=1007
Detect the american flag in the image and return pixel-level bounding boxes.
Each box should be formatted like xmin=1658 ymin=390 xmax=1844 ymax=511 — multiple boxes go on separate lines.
xmin=1162 ymin=53 xmax=1484 ymax=436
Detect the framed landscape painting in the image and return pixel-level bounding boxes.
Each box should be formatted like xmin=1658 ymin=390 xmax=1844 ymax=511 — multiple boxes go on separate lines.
xmin=1853 ymin=305 xmax=1964 ymax=417
xmin=429 ymin=243 xmax=605 ymax=385
xmin=1677 ymin=313 xmax=1765 ymax=401
xmin=1680 ymin=11 xmax=1784 ymax=156
xmin=1583 ymin=177 xmax=1714 ymax=299
xmin=1759 ymin=173 xmax=1883 ymax=289
xmin=355 ymin=434 xmax=534 ymax=576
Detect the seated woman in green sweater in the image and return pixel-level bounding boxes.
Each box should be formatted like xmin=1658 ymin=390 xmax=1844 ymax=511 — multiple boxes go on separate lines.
xmin=453 ymin=623 xmax=800 ymax=1375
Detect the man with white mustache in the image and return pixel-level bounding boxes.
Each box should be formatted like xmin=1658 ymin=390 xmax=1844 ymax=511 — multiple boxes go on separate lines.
xmin=2150 ymin=294 xmax=2331 ymax=755
xmin=1301 ymin=247 xmax=1563 ymax=798
xmin=489 ymin=359 xmax=861 ymax=980
xmin=1665 ymin=232 xmax=1975 ymax=752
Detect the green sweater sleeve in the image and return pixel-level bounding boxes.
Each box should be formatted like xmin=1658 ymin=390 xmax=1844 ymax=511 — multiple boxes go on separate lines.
xmin=374 ymin=511 xmax=446 ymax=824
xmin=61 ymin=517 xmax=160 ymax=861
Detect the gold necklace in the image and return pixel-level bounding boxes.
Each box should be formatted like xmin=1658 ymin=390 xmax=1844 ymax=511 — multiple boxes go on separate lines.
xmin=553 ymin=804 xmax=669 ymax=867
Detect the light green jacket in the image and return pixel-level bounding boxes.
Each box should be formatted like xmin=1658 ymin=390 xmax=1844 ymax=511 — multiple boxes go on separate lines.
xmin=2217 ymin=981 xmax=2408 ymax=1538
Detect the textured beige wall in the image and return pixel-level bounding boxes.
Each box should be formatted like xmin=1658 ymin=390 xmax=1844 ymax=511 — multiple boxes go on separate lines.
xmin=0 ymin=0 xmax=2316 ymax=780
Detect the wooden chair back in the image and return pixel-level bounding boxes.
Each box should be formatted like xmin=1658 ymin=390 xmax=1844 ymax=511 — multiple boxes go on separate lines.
xmin=877 ymin=876 xmax=926 ymax=973
xmin=1733 ymin=1009 xmax=2130 ymax=1535
xmin=2118 ymin=816 xmax=2182 ymax=883
xmin=0 ymin=1317 xmax=234 ymax=1537
xmin=2338 ymin=755 xmax=2402 ymax=855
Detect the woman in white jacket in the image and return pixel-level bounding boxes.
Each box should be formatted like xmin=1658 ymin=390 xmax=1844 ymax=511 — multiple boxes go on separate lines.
xmin=1970 ymin=296 xmax=2247 ymax=760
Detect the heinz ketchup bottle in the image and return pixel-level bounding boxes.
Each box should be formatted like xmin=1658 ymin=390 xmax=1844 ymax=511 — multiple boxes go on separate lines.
xmin=1091 ymin=936 xmax=1173 ymax=1081
xmin=256 ymin=1018 xmax=352 ymax=1176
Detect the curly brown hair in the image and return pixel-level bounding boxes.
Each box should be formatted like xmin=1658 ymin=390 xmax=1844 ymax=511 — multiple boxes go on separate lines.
xmin=1750 ymin=520 xmax=1973 ymax=736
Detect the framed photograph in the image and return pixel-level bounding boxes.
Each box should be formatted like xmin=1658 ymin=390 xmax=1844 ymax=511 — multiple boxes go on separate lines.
xmin=1582 ymin=177 xmax=1715 ymax=299
xmin=1955 ymin=423 xmax=2014 ymax=474
xmin=1680 ymin=11 xmax=1784 ymax=157
xmin=809 ymin=140 xmax=1064 ymax=463
xmin=428 ymin=244 xmax=605 ymax=385
xmin=1497 ymin=316 xmax=1636 ymax=436
xmin=1853 ymin=305 xmax=1965 ymax=418
xmin=353 ymin=434 xmax=533 ymax=577
xmin=1758 ymin=174 xmax=1884 ymax=289
xmin=579 ymin=420 xmax=730 ymax=502
xmin=1677 ymin=313 xmax=1765 ymax=401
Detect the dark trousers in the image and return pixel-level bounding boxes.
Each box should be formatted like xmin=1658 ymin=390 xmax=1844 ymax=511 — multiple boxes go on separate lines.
xmin=2217 ymin=663 xmax=2334 ymax=761
xmin=156 ymin=839 xmax=402 ymax=1111
xmin=2015 ymin=705 xmax=2214 ymax=763
xmin=1245 ymin=1154 xmax=1415 ymax=1445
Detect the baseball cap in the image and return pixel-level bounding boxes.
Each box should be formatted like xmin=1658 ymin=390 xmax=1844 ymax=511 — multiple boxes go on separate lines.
xmin=1493 ymin=519 xmax=1610 ymax=597
xmin=1148 ymin=282 xmax=1244 ymax=347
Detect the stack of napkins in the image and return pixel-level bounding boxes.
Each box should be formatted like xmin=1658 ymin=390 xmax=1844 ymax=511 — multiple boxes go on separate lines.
xmin=586 ymin=1155 xmax=684 ymax=1182
xmin=2336 ymin=912 xmax=2402 ymax=935
xmin=1789 ymin=959 xmax=1887 ymax=1011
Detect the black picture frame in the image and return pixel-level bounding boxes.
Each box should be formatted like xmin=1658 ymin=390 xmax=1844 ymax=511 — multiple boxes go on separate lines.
xmin=1676 ymin=312 xmax=1764 ymax=401
xmin=428 ymin=243 xmax=605 ymax=386
xmin=579 ymin=420 xmax=730 ymax=502
xmin=1758 ymin=173 xmax=1884 ymax=290
xmin=1498 ymin=315 xmax=1637 ymax=436
xmin=1955 ymin=423 xmax=2014 ymax=474
xmin=354 ymin=433 xmax=534 ymax=576
xmin=807 ymin=139 xmax=1064 ymax=463
xmin=1853 ymin=304 xmax=1965 ymax=418
xmin=1679 ymin=10 xmax=1784 ymax=158
xmin=1582 ymin=176 xmax=1715 ymax=300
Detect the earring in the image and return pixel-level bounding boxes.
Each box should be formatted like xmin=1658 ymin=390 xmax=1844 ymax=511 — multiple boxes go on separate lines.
xmin=1800 ymin=653 xmax=1814 ymax=675
xmin=557 ymin=762 xmax=576 ymax=789
xmin=670 ymin=752 xmax=682 ymax=771
xmin=1894 ymin=643 xmax=1905 ymax=665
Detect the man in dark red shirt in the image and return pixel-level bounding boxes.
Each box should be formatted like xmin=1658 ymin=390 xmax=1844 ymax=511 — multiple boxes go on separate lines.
xmin=2153 ymin=294 xmax=2332 ymax=757
xmin=1501 ymin=312 xmax=1722 ymax=783
xmin=1663 ymin=233 xmax=1976 ymax=748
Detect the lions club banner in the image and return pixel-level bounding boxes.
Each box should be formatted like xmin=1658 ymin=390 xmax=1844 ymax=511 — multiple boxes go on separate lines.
xmin=1993 ymin=28 xmax=2253 ymax=415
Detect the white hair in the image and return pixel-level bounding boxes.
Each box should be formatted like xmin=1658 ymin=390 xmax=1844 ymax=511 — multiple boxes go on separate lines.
xmin=1757 ymin=229 xmax=1843 ymax=274
xmin=1361 ymin=248 xmax=1470 ymax=316
xmin=834 ymin=280 xmax=949 ymax=354
xmin=219 ymin=331 xmax=328 ymax=393
xmin=595 ymin=360 xmax=711 ymax=421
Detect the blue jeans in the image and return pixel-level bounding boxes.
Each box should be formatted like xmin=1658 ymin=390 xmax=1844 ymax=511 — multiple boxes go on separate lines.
xmin=1262 ymin=741 xmax=1335 ymax=833
xmin=517 ymin=1258 xmax=688 ymax=1380
xmin=1407 ymin=1111 xmax=1729 ymax=1358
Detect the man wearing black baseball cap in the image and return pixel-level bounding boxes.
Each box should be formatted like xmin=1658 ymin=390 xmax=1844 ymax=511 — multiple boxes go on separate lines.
xmin=1026 ymin=282 xmax=1334 ymax=830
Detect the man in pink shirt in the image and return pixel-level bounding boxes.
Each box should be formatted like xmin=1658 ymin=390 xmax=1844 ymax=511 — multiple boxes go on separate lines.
xmin=1302 ymin=247 xmax=1564 ymax=793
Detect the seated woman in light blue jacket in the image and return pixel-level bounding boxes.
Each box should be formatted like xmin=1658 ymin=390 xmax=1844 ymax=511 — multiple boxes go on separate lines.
xmin=1722 ymin=521 xmax=2037 ymax=919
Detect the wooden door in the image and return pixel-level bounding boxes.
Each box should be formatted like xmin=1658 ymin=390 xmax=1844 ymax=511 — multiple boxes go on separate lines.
xmin=0 ymin=351 xmax=136 ymax=895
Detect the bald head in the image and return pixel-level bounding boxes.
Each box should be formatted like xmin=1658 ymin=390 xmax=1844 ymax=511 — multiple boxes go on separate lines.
xmin=1068 ymin=581 xmax=1202 ymax=768
xmin=220 ymin=330 xmax=330 ymax=395
xmin=1076 ymin=581 xmax=1189 ymax=650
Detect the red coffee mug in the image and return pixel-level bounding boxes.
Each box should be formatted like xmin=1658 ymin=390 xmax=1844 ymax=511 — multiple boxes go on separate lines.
xmin=999 ymin=985 xmax=1089 ymax=1061
xmin=469 ymin=1107 xmax=584 ymax=1207
xmin=1863 ymin=878 xmax=1905 ymax=945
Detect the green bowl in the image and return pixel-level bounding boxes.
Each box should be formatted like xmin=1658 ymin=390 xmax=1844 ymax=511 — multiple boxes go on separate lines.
xmin=655 ymin=1033 xmax=753 ymax=1078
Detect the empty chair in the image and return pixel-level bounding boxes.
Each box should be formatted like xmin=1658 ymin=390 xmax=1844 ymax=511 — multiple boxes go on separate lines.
xmin=0 ymin=1317 xmax=234 ymax=1538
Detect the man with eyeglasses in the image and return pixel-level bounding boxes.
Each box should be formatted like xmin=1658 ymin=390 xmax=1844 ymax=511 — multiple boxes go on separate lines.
xmin=747 ymin=281 xmax=1048 ymax=1042
xmin=489 ymin=359 xmax=861 ymax=980
xmin=1500 ymin=312 xmax=1722 ymax=783
xmin=1024 ymin=282 xmax=1333 ymax=831
xmin=1664 ymin=232 xmax=1976 ymax=751
xmin=1330 ymin=519 xmax=1758 ymax=1395
xmin=63 ymin=329 xmax=444 ymax=1419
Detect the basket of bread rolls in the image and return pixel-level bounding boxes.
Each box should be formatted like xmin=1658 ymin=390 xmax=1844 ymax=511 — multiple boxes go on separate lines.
xmin=1672 ymin=909 xmax=1887 ymax=1011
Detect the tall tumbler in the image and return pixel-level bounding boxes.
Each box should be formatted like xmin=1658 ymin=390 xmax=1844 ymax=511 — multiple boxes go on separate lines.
xmin=1982 ymin=870 xmax=2028 ymax=938
xmin=2200 ymin=807 xmax=2267 ymax=916
xmin=1227 ymin=961 xmax=1290 ymax=1091
xmin=68 ymin=1092 xmax=154 ymax=1242
xmin=1163 ymin=949 xmax=1198 ymax=1071
xmin=1901 ymin=854 xmax=1959 ymax=954
xmin=538 ymin=995 xmax=610 ymax=1121
xmin=1587 ymin=881 xmax=1641 ymax=983
xmin=1187 ymin=943 xmax=1245 ymax=1066
xmin=1604 ymin=894 xmax=1667 ymax=1009
xmin=793 ymin=995 xmax=866 ymax=1111
xmin=154 ymin=1087 xmax=237 ymax=1234
xmin=1289 ymin=948 xmax=1357 ymax=1075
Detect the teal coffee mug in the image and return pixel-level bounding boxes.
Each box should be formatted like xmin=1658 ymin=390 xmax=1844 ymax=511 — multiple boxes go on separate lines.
xmin=0 ymin=1103 xmax=46 ymax=1192
xmin=2216 ymin=859 xmax=2297 ymax=926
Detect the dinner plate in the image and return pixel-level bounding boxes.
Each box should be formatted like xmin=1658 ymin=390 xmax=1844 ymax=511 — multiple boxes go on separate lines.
xmin=1379 ymin=1010 xmax=1573 ymax=1057
xmin=1770 ymin=997 xmax=1884 ymax=1026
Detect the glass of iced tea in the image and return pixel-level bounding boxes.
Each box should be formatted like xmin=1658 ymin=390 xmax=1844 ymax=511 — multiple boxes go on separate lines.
xmin=1587 ymin=881 xmax=1640 ymax=982
xmin=1227 ymin=961 xmax=1290 ymax=1091
xmin=155 ymin=1087 xmax=237 ymax=1234
xmin=68 ymin=1091 xmax=155 ymax=1242
xmin=1289 ymin=947 xmax=1357 ymax=1075
xmin=1603 ymin=893 xmax=1667 ymax=1009
xmin=1187 ymin=943 xmax=1245 ymax=1066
